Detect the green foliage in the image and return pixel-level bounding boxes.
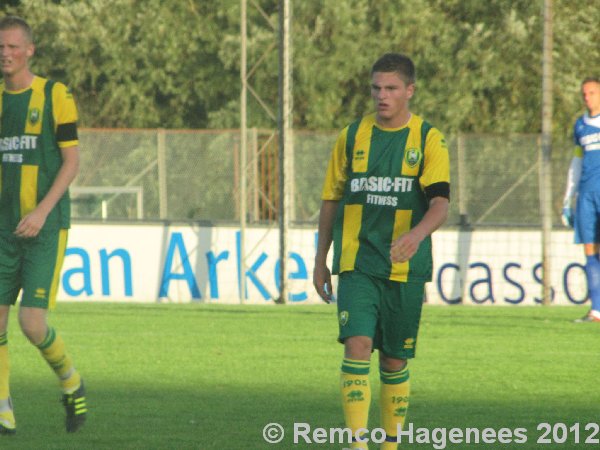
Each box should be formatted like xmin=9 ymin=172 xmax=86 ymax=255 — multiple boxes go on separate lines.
xmin=3 ymin=0 xmax=238 ymax=128
xmin=1 ymin=0 xmax=597 ymax=134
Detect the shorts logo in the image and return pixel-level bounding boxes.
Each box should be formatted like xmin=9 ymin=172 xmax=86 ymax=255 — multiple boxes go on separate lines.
xmin=403 ymin=337 xmax=415 ymax=349
xmin=339 ymin=311 xmax=349 ymax=326
xmin=29 ymin=108 xmax=41 ymax=125
xmin=34 ymin=288 xmax=47 ymax=299
xmin=405 ymin=148 xmax=422 ymax=168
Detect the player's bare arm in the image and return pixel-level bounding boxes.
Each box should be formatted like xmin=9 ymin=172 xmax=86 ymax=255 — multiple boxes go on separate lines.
xmin=14 ymin=145 xmax=80 ymax=238
xmin=313 ymin=200 xmax=339 ymax=302
xmin=390 ymin=196 xmax=449 ymax=263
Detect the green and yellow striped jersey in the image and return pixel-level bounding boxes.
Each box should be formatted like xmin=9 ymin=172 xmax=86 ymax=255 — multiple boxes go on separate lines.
xmin=0 ymin=76 xmax=79 ymax=231
xmin=322 ymin=113 xmax=449 ymax=282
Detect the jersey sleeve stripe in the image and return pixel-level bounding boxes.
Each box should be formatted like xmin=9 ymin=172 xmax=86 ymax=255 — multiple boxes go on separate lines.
xmin=424 ymin=181 xmax=450 ymax=200
xmin=56 ymin=122 xmax=78 ymax=143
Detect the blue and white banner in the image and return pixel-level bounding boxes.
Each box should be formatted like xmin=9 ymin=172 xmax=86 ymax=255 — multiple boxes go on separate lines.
xmin=58 ymin=224 xmax=586 ymax=306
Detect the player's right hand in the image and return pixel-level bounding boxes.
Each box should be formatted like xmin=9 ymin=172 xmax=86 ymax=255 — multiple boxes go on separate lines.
xmin=390 ymin=230 xmax=422 ymax=263
xmin=313 ymin=263 xmax=333 ymax=303
xmin=14 ymin=207 xmax=48 ymax=238
xmin=561 ymin=207 xmax=574 ymax=228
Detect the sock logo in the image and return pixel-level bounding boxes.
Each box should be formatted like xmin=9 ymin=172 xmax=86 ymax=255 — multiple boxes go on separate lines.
xmin=343 ymin=379 xmax=368 ymax=388
xmin=394 ymin=406 xmax=408 ymax=417
xmin=346 ymin=390 xmax=365 ymax=402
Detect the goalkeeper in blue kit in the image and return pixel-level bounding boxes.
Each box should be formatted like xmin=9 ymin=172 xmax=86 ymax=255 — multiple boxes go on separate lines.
xmin=562 ymin=77 xmax=600 ymax=323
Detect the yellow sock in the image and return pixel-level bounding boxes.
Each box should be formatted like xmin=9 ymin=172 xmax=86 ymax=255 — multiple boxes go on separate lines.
xmin=0 ymin=397 xmax=15 ymax=430
xmin=0 ymin=409 xmax=15 ymax=430
xmin=0 ymin=333 xmax=9 ymax=400
xmin=380 ymin=366 xmax=410 ymax=450
xmin=0 ymin=333 xmax=14 ymax=430
xmin=341 ymin=358 xmax=371 ymax=449
xmin=36 ymin=327 xmax=81 ymax=393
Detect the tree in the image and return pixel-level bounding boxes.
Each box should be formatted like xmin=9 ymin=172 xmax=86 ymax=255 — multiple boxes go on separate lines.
xmin=0 ymin=0 xmax=597 ymax=134
xmin=5 ymin=0 xmax=238 ymax=127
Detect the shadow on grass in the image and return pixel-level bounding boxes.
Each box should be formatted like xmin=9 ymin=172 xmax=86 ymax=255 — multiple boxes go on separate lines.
xmin=2 ymin=380 xmax=598 ymax=450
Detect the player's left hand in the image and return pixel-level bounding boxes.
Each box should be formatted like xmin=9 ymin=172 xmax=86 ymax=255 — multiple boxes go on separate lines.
xmin=561 ymin=207 xmax=574 ymax=228
xmin=14 ymin=209 xmax=48 ymax=238
xmin=390 ymin=231 xmax=422 ymax=263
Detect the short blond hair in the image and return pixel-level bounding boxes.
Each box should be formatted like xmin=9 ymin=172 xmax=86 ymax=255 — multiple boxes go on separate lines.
xmin=0 ymin=16 xmax=33 ymax=43
xmin=581 ymin=77 xmax=600 ymax=87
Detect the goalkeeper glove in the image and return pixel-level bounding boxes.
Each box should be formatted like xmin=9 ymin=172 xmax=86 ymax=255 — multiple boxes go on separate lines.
xmin=561 ymin=207 xmax=574 ymax=227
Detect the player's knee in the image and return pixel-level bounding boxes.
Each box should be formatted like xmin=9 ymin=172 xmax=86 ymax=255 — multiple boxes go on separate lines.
xmin=0 ymin=306 xmax=10 ymax=333
xmin=344 ymin=336 xmax=373 ymax=360
xmin=18 ymin=315 xmax=47 ymax=344
xmin=19 ymin=324 xmax=46 ymax=344
xmin=20 ymin=327 xmax=47 ymax=345
xmin=379 ymin=354 xmax=407 ymax=372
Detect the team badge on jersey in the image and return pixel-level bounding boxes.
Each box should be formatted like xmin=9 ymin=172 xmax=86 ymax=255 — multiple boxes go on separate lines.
xmin=339 ymin=311 xmax=349 ymax=326
xmin=404 ymin=148 xmax=422 ymax=168
xmin=28 ymin=107 xmax=41 ymax=125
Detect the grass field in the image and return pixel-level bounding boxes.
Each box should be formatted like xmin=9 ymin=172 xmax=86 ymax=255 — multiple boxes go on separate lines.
xmin=0 ymin=302 xmax=598 ymax=449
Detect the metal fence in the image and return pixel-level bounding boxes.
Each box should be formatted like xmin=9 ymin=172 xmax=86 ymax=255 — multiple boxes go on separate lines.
xmin=74 ymin=128 xmax=573 ymax=227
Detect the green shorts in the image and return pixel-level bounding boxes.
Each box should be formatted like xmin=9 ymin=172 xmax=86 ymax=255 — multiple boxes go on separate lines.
xmin=0 ymin=229 xmax=68 ymax=309
xmin=336 ymin=270 xmax=425 ymax=359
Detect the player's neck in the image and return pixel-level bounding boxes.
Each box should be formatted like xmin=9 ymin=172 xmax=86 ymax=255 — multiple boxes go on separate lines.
xmin=376 ymin=111 xmax=412 ymax=129
xmin=4 ymin=70 xmax=34 ymax=92
xmin=588 ymin=107 xmax=600 ymax=118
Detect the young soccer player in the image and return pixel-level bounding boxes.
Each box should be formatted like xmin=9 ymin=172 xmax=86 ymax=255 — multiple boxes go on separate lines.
xmin=313 ymin=53 xmax=450 ymax=449
xmin=562 ymin=77 xmax=600 ymax=323
xmin=0 ymin=16 xmax=87 ymax=434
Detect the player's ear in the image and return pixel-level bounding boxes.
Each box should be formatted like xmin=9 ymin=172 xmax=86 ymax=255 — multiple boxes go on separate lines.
xmin=407 ymin=83 xmax=415 ymax=99
xmin=26 ymin=43 xmax=34 ymax=58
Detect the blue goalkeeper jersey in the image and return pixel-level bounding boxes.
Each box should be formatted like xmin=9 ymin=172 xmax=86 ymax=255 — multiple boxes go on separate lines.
xmin=574 ymin=112 xmax=600 ymax=194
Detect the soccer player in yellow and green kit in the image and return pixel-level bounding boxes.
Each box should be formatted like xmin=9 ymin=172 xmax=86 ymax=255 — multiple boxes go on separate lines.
xmin=314 ymin=53 xmax=449 ymax=449
xmin=0 ymin=16 xmax=86 ymax=435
